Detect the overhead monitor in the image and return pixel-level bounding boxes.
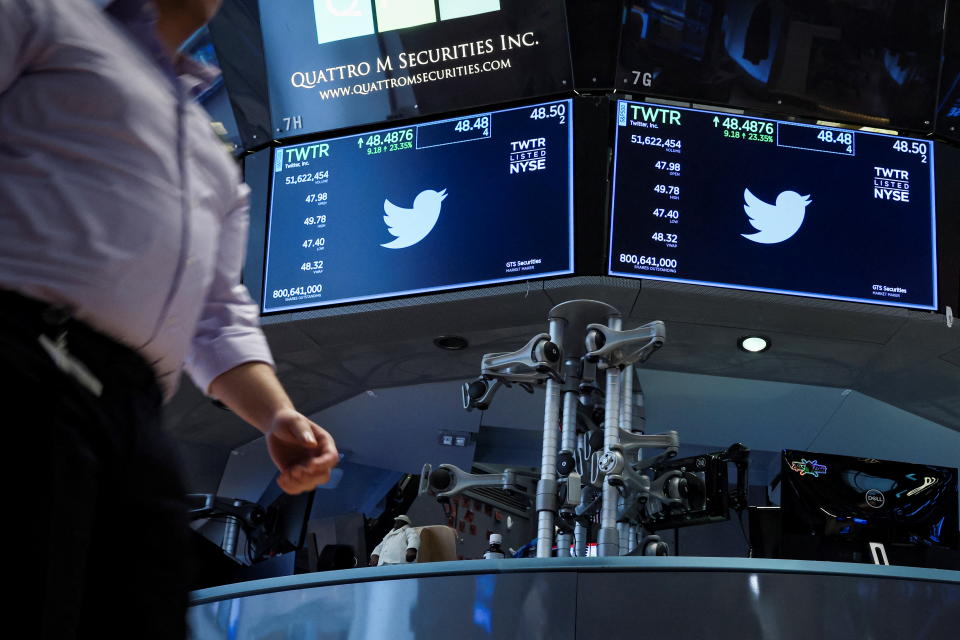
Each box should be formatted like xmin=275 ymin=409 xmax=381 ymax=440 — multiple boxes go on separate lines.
xmin=616 ymin=0 xmax=945 ymax=132
xmin=262 ymin=99 xmax=574 ymax=313
xmin=609 ymin=100 xmax=938 ymax=310
xmin=936 ymin=0 xmax=960 ymax=144
xmin=258 ymin=0 xmax=572 ymax=138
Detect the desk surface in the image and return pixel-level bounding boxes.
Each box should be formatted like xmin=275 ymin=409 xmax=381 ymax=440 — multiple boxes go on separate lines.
xmin=190 ymin=555 xmax=960 ymax=605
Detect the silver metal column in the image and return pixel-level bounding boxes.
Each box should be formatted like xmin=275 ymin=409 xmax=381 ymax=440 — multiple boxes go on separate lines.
xmin=556 ymin=379 xmax=579 ymax=560
xmin=536 ymin=317 xmax=565 ymax=558
xmin=597 ymin=316 xmax=622 ymax=557
xmin=560 ymin=388 xmax=579 ymax=454
xmin=619 ymin=363 xmax=635 ymax=556
xmin=619 ymin=364 xmax=634 ymax=432
xmin=617 ymin=522 xmax=629 ymax=555
xmin=574 ymin=522 xmax=587 ymax=557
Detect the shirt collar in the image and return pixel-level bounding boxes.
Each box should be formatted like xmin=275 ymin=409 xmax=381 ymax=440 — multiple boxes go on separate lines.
xmin=103 ymin=0 xmax=179 ymax=87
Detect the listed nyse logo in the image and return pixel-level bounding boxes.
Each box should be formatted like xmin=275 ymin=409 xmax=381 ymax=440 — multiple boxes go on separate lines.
xmin=873 ymin=167 xmax=910 ymax=202
xmin=381 ymin=188 xmax=448 ymax=249
xmin=741 ymin=188 xmax=812 ymax=244
xmin=314 ymin=0 xmax=501 ymax=45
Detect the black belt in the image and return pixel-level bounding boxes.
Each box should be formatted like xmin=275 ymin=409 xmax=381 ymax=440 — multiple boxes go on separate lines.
xmin=0 ymin=289 xmax=160 ymax=403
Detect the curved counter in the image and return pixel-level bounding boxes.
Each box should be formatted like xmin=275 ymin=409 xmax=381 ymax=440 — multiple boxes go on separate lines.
xmin=188 ymin=557 xmax=960 ymax=639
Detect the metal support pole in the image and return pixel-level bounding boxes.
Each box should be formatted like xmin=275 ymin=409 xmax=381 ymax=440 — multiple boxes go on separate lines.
xmin=598 ymin=317 xmax=622 ymax=557
xmin=560 ymin=389 xmax=579 ymax=454
xmin=536 ymin=318 xmax=565 ymax=558
xmin=619 ymin=363 xmax=636 ymax=555
xmin=556 ymin=532 xmax=572 ymax=557
xmin=574 ymin=522 xmax=587 ymax=557
xmin=617 ymin=522 xmax=629 ymax=555
xmin=619 ymin=364 xmax=634 ymax=432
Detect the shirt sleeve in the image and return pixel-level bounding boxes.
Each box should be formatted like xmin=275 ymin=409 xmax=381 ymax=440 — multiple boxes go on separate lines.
xmin=0 ymin=0 xmax=39 ymax=94
xmin=372 ymin=540 xmax=383 ymax=557
xmin=184 ymin=182 xmax=275 ymax=394
xmin=405 ymin=527 xmax=421 ymax=551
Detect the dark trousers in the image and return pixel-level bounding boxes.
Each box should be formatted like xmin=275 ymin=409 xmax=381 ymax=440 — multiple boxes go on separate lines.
xmin=0 ymin=292 xmax=189 ymax=639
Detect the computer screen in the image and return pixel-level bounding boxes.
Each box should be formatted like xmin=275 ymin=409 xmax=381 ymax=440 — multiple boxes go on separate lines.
xmin=936 ymin=0 xmax=960 ymax=144
xmin=780 ymin=449 xmax=958 ymax=556
xmin=608 ymin=100 xmax=938 ymax=310
xmin=262 ymin=98 xmax=574 ymax=313
xmin=258 ymin=0 xmax=572 ymax=139
xmin=616 ymin=0 xmax=946 ymax=132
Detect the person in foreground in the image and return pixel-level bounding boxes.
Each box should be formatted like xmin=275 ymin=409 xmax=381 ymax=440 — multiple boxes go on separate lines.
xmin=0 ymin=0 xmax=337 ymax=636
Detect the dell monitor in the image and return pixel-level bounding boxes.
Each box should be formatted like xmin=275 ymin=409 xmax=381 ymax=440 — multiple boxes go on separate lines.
xmin=779 ymin=449 xmax=958 ymax=566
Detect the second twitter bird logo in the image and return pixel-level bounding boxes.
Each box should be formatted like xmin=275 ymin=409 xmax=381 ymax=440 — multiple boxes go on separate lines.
xmin=742 ymin=188 xmax=812 ymax=244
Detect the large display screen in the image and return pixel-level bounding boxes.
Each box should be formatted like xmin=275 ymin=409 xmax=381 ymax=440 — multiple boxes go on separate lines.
xmin=259 ymin=0 xmax=572 ymax=139
xmin=616 ymin=0 xmax=945 ymax=132
xmin=609 ymin=101 xmax=938 ymax=310
xmin=263 ymin=99 xmax=573 ymax=312
xmin=936 ymin=1 xmax=960 ymax=144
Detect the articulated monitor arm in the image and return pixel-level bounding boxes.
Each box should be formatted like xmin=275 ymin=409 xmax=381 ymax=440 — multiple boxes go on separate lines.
xmin=426 ymin=463 xmax=538 ymax=500
xmin=584 ymin=321 xmax=666 ymax=368
xmin=463 ymin=333 xmax=563 ymax=410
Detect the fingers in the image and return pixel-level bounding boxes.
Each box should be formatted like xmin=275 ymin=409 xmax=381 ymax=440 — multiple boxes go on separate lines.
xmin=275 ymin=451 xmax=337 ymax=494
xmin=277 ymin=464 xmax=331 ymax=494
xmin=267 ymin=411 xmax=340 ymax=494
xmin=310 ymin=423 xmax=338 ymax=456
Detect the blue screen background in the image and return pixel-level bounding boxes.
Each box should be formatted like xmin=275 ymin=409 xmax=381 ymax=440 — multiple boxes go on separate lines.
xmin=609 ymin=102 xmax=937 ymax=310
xmin=263 ymin=100 xmax=573 ymax=312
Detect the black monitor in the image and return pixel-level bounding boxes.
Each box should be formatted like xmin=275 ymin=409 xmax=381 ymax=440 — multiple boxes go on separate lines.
xmin=616 ymin=0 xmax=946 ymax=132
xmin=608 ymin=100 xmax=939 ymax=310
xmin=261 ymin=98 xmax=574 ymax=313
xmin=936 ymin=0 xmax=960 ymax=144
xmin=779 ymin=449 xmax=958 ymax=565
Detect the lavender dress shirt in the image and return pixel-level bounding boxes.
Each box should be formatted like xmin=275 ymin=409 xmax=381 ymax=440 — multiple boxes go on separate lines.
xmin=0 ymin=0 xmax=274 ymax=400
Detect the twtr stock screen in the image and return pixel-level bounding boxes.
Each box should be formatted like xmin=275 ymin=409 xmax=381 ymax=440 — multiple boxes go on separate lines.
xmin=263 ymin=99 xmax=573 ymax=312
xmin=609 ymin=101 xmax=937 ymax=310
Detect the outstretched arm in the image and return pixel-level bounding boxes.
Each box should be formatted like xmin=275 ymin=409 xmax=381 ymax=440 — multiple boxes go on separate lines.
xmin=186 ymin=183 xmax=338 ymax=494
xmin=209 ymin=362 xmax=339 ymax=495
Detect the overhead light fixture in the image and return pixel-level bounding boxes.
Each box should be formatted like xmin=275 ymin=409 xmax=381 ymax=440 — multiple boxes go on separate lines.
xmin=434 ymin=335 xmax=469 ymax=350
xmin=738 ymin=335 xmax=770 ymax=353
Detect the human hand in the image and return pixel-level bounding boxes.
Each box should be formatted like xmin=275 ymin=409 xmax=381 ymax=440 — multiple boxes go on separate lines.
xmin=265 ymin=408 xmax=339 ymax=494
xmin=406 ymin=548 xmax=417 ymax=563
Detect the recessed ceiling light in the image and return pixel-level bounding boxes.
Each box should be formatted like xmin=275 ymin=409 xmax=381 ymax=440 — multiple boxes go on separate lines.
xmin=433 ymin=335 xmax=469 ymax=350
xmin=738 ymin=335 xmax=770 ymax=353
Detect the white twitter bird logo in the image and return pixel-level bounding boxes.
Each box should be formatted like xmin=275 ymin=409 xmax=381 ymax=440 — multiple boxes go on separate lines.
xmin=741 ymin=188 xmax=812 ymax=244
xmin=380 ymin=188 xmax=448 ymax=249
